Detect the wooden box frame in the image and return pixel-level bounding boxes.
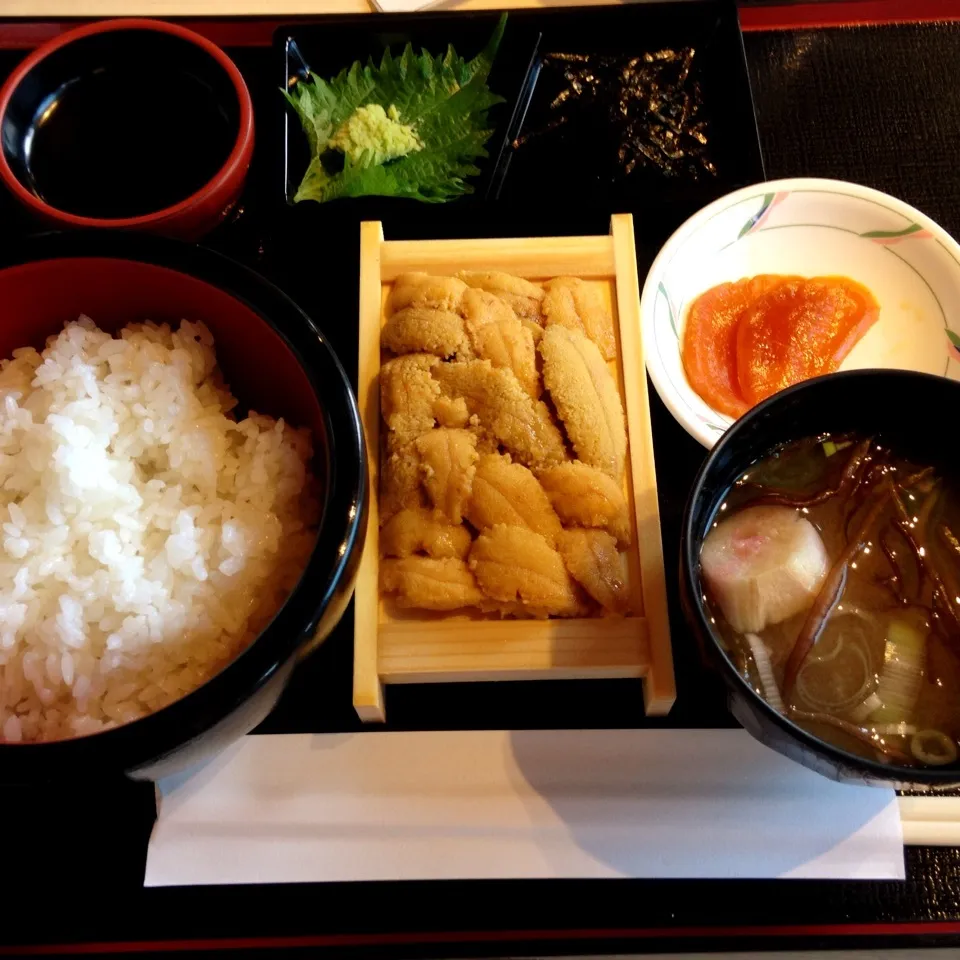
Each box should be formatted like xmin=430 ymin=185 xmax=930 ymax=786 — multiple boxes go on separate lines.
xmin=353 ymin=214 xmax=676 ymax=722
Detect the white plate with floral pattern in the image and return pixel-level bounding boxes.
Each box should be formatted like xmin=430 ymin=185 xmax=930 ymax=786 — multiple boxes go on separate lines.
xmin=640 ymin=177 xmax=960 ymax=448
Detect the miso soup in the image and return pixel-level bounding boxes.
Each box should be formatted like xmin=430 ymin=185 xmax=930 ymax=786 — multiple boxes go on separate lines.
xmin=700 ymin=435 xmax=960 ymax=767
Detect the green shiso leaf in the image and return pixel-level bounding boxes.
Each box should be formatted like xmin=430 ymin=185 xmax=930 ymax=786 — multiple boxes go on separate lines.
xmin=283 ymin=13 xmax=507 ymax=204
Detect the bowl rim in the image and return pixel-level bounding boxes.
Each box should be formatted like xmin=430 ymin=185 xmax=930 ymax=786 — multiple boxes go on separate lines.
xmin=641 ymin=176 xmax=960 ymax=449
xmin=0 ymin=18 xmax=255 ymax=229
xmin=0 ymin=231 xmax=366 ymax=771
xmin=681 ymin=367 xmax=960 ymax=784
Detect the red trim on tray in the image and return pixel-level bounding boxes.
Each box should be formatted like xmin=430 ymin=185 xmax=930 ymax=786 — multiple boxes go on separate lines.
xmin=739 ymin=0 xmax=960 ymax=31
xmin=0 ymin=22 xmax=65 ymax=49
xmin=176 ymin=18 xmax=292 ymax=47
xmin=0 ymin=19 xmax=288 ymax=49
xmin=6 ymin=921 xmax=960 ymax=955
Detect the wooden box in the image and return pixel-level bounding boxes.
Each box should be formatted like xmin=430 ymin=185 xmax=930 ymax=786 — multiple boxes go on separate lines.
xmin=354 ymin=214 xmax=676 ymax=722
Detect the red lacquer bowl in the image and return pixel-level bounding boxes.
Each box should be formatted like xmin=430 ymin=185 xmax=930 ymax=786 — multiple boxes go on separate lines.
xmin=0 ymin=19 xmax=254 ymax=240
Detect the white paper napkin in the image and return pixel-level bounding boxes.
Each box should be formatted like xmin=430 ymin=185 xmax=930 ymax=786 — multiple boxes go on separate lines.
xmin=145 ymin=728 xmax=904 ymax=886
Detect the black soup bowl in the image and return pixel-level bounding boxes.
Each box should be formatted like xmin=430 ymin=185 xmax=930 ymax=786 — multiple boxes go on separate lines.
xmin=681 ymin=369 xmax=960 ymax=788
xmin=0 ymin=232 xmax=365 ymax=782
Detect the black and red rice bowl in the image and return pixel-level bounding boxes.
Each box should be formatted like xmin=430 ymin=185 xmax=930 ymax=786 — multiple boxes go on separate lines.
xmin=0 ymin=232 xmax=365 ymax=781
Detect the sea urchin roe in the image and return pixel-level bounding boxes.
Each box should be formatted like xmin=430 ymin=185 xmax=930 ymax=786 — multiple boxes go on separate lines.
xmin=681 ymin=274 xmax=880 ymax=416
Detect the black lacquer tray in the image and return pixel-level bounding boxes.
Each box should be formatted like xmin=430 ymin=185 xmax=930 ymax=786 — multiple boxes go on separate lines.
xmin=4 ymin=4 xmax=960 ymax=955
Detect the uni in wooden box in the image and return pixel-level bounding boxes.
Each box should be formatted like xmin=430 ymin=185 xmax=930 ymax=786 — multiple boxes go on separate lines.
xmin=354 ymin=214 xmax=675 ymax=722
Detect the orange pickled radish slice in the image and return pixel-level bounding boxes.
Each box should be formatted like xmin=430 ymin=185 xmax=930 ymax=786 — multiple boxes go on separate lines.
xmin=736 ymin=276 xmax=880 ymax=406
xmin=682 ymin=275 xmax=794 ymax=418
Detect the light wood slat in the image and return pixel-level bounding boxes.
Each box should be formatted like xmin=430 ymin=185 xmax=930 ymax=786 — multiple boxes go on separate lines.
xmin=352 ymin=221 xmax=386 ymax=722
xmin=379 ymin=617 xmax=649 ymax=683
xmin=383 ymin=665 xmax=647 ymax=684
xmin=610 ymin=213 xmax=676 ymax=715
xmin=380 ymin=236 xmax=616 ymax=280
xmin=379 ymin=616 xmax=649 ymax=652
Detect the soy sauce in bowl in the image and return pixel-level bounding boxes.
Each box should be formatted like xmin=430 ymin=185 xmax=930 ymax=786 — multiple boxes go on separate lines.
xmin=25 ymin=65 xmax=235 ymax=219
xmin=0 ymin=20 xmax=251 ymax=238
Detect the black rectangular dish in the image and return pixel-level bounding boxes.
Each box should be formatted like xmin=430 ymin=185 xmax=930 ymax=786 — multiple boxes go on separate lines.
xmin=278 ymin=1 xmax=763 ymax=240
xmin=281 ymin=11 xmax=541 ymax=208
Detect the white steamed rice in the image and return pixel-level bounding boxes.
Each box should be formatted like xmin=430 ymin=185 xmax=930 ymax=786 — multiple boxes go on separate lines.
xmin=0 ymin=317 xmax=318 ymax=743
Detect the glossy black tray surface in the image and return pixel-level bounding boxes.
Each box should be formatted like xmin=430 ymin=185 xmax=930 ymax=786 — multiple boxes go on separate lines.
xmin=4 ymin=7 xmax=960 ymax=956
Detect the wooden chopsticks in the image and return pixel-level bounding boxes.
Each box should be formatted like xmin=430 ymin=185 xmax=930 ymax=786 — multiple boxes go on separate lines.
xmin=899 ymin=796 xmax=960 ymax=845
